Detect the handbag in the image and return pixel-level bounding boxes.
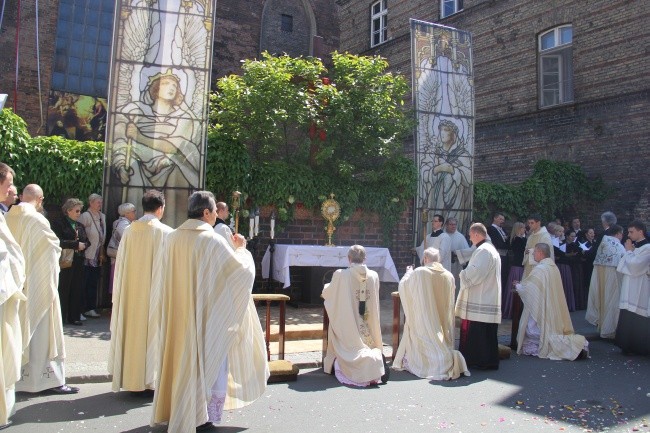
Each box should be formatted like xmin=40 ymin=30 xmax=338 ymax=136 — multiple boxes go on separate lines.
xmin=60 ymin=249 xmax=74 ymax=269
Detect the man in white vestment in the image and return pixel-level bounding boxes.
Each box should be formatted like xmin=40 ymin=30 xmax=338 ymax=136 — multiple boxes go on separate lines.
xmin=393 ymin=247 xmax=469 ymax=380
xmin=213 ymin=201 xmax=235 ymax=249
xmin=585 ymin=225 xmax=625 ymax=338
xmin=152 ymin=191 xmax=268 ymax=433
xmin=515 ymin=243 xmax=588 ymax=361
xmin=523 ymin=214 xmax=554 ymax=278
xmin=0 ymin=162 xmax=26 ymax=429
xmin=108 ymin=190 xmax=172 ymax=394
xmin=446 ymin=217 xmax=469 ymax=290
xmin=615 ymin=220 xmax=650 ymax=356
xmin=322 ymin=245 xmax=386 ymax=386
xmin=416 ymin=213 xmax=452 ymax=272
xmin=6 ymin=185 xmax=78 ymax=395
xmin=455 ymin=223 xmax=501 ymax=370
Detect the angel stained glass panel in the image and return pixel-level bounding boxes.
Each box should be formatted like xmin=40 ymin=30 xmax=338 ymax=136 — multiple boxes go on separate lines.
xmin=411 ymin=19 xmax=475 ymax=240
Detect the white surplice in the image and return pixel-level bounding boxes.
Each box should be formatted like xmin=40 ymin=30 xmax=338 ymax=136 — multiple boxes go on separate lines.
xmin=448 ymin=231 xmax=469 ymax=288
xmin=617 ymin=243 xmax=650 ymax=317
xmin=416 ymin=232 xmax=452 ymax=272
xmin=214 ymin=222 xmax=235 ymax=250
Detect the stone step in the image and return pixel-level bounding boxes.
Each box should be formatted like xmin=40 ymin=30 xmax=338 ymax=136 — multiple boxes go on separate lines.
xmin=264 ymin=323 xmax=323 ymax=342
xmin=268 ymin=338 xmax=323 ymax=355
xmin=263 ymin=320 xmax=513 ymax=343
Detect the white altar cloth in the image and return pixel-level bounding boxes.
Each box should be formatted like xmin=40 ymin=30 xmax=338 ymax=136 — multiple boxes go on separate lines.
xmin=261 ymin=244 xmax=400 ymax=289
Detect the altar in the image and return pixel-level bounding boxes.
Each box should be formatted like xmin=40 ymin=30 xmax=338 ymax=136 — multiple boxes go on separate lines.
xmin=261 ymin=244 xmax=400 ymax=304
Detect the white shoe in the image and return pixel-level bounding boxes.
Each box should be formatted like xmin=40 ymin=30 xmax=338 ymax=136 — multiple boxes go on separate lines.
xmin=80 ymin=314 xmax=87 ymax=321
xmin=84 ymin=309 xmax=100 ymax=318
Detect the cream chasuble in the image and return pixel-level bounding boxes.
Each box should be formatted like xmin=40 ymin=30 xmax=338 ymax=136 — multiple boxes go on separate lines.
xmin=516 ymin=258 xmax=586 ymax=360
xmin=108 ymin=216 xmax=172 ymax=392
xmin=393 ymin=263 xmax=469 ymax=380
xmin=617 ymin=244 xmax=650 ymax=317
xmin=5 ymin=204 xmax=66 ymax=392
xmin=0 ymin=213 xmax=26 ymax=425
xmin=151 ymin=219 xmax=268 ymax=433
xmin=322 ymin=264 xmax=384 ymax=384
xmin=523 ymin=227 xmax=554 ymax=278
xmin=585 ymin=235 xmax=625 ymax=338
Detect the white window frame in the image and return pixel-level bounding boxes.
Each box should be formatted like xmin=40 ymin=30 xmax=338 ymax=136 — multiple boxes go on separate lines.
xmin=441 ymin=0 xmax=463 ymax=18
xmin=538 ymin=25 xmax=574 ymax=108
xmin=370 ymin=0 xmax=387 ymax=48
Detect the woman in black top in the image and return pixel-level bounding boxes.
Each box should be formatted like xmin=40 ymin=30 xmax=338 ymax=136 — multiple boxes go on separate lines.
xmin=51 ymin=198 xmax=90 ymax=325
xmin=503 ymin=222 xmax=526 ymax=319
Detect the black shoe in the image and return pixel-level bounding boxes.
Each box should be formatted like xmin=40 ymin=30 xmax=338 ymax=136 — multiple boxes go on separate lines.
xmin=381 ymin=355 xmax=390 ymax=383
xmin=196 ymin=422 xmax=215 ymax=431
xmin=575 ymin=349 xmax=589 ymax=360
xmin=48 ymin=385 xmax=79 ymax=394
xmin=70 ymin=320 xmax=83 ymax=326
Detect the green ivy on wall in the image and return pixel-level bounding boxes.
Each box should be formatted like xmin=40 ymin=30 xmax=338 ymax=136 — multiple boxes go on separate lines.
xmin=473 ymin=160 xmax=610 ymax=223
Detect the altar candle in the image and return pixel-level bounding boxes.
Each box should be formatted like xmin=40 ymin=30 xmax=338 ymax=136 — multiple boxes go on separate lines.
xmin=249 ymin=216 xmax=255 ymax=239
xmin=270 ymin=214 xmax=275 ymax=239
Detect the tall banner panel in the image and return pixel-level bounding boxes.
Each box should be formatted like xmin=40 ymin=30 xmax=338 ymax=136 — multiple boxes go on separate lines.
xmin=103 ymin=1 xmax=216 ymax=227
xmin=411 ymin=19 xmax=475 ymax=243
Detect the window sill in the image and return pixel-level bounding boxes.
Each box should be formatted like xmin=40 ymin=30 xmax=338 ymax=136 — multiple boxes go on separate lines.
xmin=538 ymin=100 xmax=576 ymax=110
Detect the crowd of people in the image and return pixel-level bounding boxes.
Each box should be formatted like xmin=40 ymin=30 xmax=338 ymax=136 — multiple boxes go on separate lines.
xmin=0 ymin=160 xmax=268 ymax=432
xmin=1 ymin=156 xmax=648 ymax=431
xmin=351 ymin=211 xmax=647 ymax=384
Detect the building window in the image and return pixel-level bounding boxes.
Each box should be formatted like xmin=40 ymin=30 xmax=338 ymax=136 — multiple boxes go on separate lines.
xmin=370 ymin=0 xmax=387 ymax=47
xmin=51 ymin=0 xmax=115 ymax=98
xmin=441 ymin=0 xmax=463 ymax=18
xmin=538 ymin=25 xmax=574 ymax=108
xmin=281 ymin=14 xmax=293 ymax=32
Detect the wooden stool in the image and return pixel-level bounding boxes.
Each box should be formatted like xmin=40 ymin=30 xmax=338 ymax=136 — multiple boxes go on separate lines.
xmin=391 ymin=291 xmax=401 ymax=361
xmin=322 ymin=303 xmax=329 ymax=367
xmin=253 ymin=293 xmax=290 ymax=361
xmin=253 ymin=293 xmax=298 ymax=382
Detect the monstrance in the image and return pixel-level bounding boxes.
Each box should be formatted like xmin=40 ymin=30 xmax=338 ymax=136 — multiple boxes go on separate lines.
xmin=321 ymin=193 xmax=340 ymax=247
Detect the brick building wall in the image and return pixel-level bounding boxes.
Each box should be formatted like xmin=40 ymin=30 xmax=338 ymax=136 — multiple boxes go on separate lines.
xmin=336 ymin=0 xmax=650 ymax=229
xmin=0 ymin=0 xmax=59 ymax=135
xmin=212 ymin=0 xmax=340 ymax=81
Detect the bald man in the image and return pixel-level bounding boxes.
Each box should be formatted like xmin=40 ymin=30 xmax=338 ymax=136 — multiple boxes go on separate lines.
xmin=5 ymin=184 xmax=78 ymax=394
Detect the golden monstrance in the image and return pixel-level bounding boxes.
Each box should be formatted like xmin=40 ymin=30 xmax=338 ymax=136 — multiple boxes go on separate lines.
xmin=321 ymin=193 xmax=341 ymax=247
